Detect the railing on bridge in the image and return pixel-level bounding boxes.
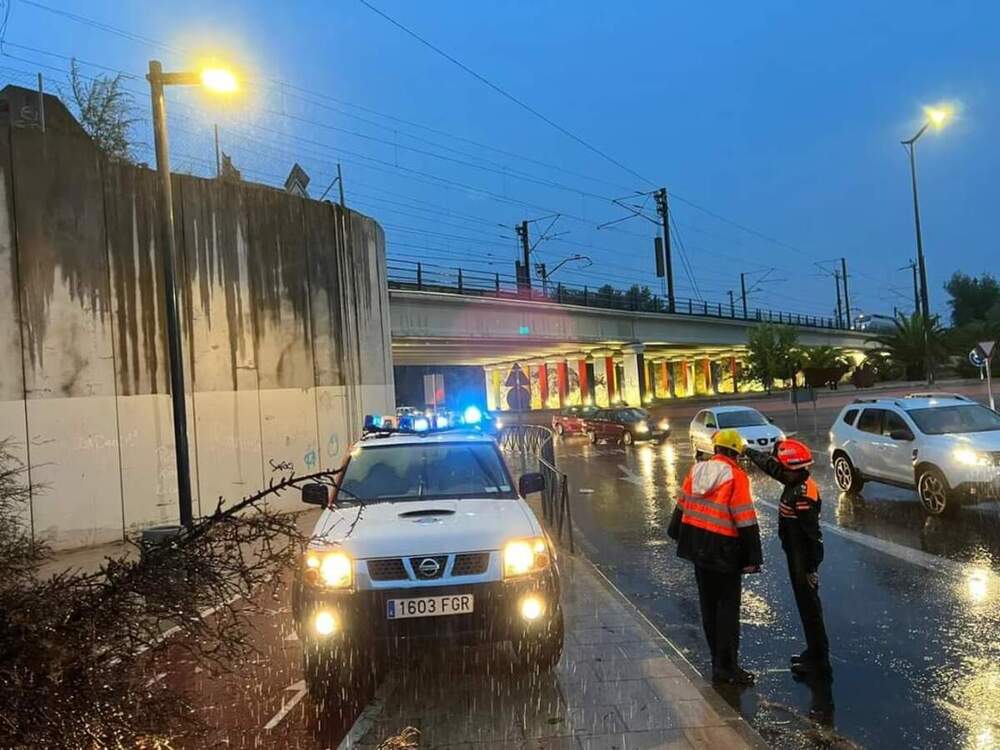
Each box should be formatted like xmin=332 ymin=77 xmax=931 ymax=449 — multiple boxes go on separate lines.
xmin=387 ymin=259 xmax=843 ymax=330
xmin=499 ymin=425 xmax=574 ymax=553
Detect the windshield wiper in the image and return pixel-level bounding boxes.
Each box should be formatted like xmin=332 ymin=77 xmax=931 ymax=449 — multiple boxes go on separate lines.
xmin=334 ymin=485 xmax=366 ymax=504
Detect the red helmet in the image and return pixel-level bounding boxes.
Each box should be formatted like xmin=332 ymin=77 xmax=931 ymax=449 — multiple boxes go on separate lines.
xmin=776 ymin=438 xmax=813 ymax=469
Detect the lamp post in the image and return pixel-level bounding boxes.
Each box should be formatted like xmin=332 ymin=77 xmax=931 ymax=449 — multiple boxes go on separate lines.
xmin=147 ymin=60 xmax=237 ymax=527
xmin=901 ymin=104 xmax=951 ymax=384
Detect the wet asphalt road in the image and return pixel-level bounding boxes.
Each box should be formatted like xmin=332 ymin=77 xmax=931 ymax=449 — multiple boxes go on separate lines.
xmin=554 ymin=397 xmax=1000 ymax=749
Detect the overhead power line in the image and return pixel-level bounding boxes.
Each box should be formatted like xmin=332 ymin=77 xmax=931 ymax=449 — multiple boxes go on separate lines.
xmin=356 ymin=0 xmax=656 ymax=188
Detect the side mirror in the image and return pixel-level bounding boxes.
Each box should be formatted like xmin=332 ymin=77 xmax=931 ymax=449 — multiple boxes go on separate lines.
xmin=301 ymin=483 xmax=330 ymax=506
xmin=889 ymin=429 xmax=914 ymax=442
xmin=519 ymin=472 xmax=545 ymax=496
xmin=766 ymin=416 xmax=776 ymax=424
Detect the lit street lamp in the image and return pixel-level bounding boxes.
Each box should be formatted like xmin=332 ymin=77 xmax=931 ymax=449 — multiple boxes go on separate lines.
xmin=147 ymin=60 xmax=238 ymax=527
xmin=901 ymin=104 xmax=952 ymax=383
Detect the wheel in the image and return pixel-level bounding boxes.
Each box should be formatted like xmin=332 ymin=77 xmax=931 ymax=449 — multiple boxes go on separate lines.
xmin=622 ymin=431 xmax=634 ymax=446
xmin=833 ymin=454 xmax=864 ymax=493
xmin=917 ymin=467 xmax=956 ymax=516
xmin=555 ymin=423 xmax=565 ymax=437
xmin=588 ymin=431 xmax=597 ymax=445
xmin=514 ymin=606 xmax=564 ymax=672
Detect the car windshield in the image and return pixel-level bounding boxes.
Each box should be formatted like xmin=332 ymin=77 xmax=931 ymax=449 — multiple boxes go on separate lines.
xmin=907 ymin=404 xmax=1000 ymax=435
xmin=717 ymin=409 xmax=768 ymax=428
xmin=338 ymin=442 xmax=516 ymax=502
xmin=616 ymin=408 xmax=648 ymax=423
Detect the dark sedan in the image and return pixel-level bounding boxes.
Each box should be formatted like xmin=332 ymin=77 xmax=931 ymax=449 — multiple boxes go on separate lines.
xmin=582 ymin=407 xmax=670 ymax=446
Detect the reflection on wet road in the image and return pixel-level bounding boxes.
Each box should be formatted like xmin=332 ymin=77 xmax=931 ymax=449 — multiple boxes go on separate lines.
xmin=557 ymin=430 xmax=1000 ymax=749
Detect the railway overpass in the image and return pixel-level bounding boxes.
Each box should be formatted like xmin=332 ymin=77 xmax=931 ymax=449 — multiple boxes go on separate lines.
xmin=388 ymin=283 xmax=878 ymax=412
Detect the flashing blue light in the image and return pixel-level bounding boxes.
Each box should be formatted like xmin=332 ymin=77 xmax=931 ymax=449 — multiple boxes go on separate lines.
xmin=463 ymin=405 xmax=482 ymax=424
xmin=413 ymin=416 xmax=430 ymax=432
xmin=398 ymin=416 xmax=413 ymax=430
xmin=363 ymin=414 xmax=383 ymax=431
xmin=435 ymin=415 xmax=449 ymax=429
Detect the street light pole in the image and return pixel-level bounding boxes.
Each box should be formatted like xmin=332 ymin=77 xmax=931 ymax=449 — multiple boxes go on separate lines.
xmin=902 ymin=115 xmax=941 ymax=385
xmin=148 ymin=60 xmax=194 ymax=527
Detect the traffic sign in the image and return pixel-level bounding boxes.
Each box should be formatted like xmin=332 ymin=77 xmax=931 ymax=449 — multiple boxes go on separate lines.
xmin=505 ymin=364 xmax=529 ymax=388
xmin=977 ymin=340 xmax=996 ymax=359
xmin=969 ymin=349 xmax=986 ymax=368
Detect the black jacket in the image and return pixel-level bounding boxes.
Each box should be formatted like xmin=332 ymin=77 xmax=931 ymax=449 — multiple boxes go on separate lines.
xmin=746 ymin=449 xmax=824 ymax=572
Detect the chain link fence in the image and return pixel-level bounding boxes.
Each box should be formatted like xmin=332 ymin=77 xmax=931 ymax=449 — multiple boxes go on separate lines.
xmin=499 ymin=425 xmax=574 ymax=553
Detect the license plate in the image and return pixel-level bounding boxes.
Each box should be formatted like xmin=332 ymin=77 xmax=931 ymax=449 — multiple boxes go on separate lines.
xmin=386 ymin=594 xmax=474 ymax=620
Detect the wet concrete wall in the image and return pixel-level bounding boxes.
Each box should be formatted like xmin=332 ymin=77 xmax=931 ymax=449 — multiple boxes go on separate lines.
xmin=0 ymin=115 xmax=393 ymax=549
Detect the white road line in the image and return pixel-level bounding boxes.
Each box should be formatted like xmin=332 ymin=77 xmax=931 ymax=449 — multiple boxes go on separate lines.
xmin=336 ymin=672 xmax=399 ymax=749
xmin=263 ymin=679 xmax=307 ymax=730
xmin=754 ymin=498 xmax=970 ymax=579
xmin=617 ymin=463 xmax=645 ymax=486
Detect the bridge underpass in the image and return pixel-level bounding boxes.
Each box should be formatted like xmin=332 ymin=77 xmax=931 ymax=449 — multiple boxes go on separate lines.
xmin=389 ymin=289 xmax=877 ymax=411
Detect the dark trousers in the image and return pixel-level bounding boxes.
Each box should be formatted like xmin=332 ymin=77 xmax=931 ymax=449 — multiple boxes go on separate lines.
xmin=694 ymin=566 xmax=742 ymax=676
xmin=786 ymin=553 xmax=830 ymax=662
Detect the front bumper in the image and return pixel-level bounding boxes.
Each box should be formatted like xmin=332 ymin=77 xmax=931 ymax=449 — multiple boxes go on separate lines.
xmin=292 ymin=568 xmax=560 ymax=654
xmin=633 ymin=428 xmax=669 ymax=442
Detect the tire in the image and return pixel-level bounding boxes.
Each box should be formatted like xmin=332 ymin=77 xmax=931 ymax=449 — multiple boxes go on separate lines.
xmin=588 ymin=431 xmax=597 ymax=445
xmin=833 ymin=454 xmax=864 ymax=494
xmin=917 ymin=467 xmax=956 ymax=516
xmin=514 ymin=606 xmax=564 ymax=672
xmin=622 ymin=431 xmax=634 ymax=446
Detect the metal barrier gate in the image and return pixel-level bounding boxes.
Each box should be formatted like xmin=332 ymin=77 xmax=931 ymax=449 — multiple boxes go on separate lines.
xmin=499 ymin=425 xmax=574 ymax=553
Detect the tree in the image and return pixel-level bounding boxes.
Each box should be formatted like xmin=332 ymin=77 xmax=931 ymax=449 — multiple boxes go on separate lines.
xmin=67 ymin=58 xmax=138 ymax=161
xmin=877 ymin=312 xmax=946 ymax=381
xmin=799 ymin=346 xmax=849 ymax=370
xmin=944 ymin=272 xmax=1000 ymax=327
xmin=0 ymin=438 xmax=333 ymax=747
xmin=743 ymin=323 xmax=800 ymax=393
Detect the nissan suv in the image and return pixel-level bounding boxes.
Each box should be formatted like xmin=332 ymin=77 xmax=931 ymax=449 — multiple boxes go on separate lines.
xmin=829 ymin=394 xmax=1000 ymax=515
xmin=291 ymin=428 xmax=563 ymax=701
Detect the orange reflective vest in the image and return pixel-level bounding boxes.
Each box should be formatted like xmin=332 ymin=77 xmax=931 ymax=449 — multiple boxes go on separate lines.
xmin=679 ymin=454 xmax=759 ymax=538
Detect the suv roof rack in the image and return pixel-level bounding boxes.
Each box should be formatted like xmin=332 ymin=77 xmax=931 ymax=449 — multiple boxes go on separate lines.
xmin=851 ymin=397 xmax=904 ymax=407
xmin=906 ymin=392 xmax=972 ymax=401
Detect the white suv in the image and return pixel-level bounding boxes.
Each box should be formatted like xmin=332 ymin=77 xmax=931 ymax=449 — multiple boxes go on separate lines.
xmin=829 ymin=394 xmax=1000 ymax=515
xmin=291 ymin=429 xmax=563 ymax=701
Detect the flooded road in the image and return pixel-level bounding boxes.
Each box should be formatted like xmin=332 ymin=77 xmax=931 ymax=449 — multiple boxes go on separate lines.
xmin=556 ymin=407 xmax=1000 ymax=749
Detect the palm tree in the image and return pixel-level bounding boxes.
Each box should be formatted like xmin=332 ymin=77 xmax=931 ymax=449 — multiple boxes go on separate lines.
xmin=877 ymin=313 xmax=946 ymax=381
xmin=800 ymin=346 xmax=849 ymax=370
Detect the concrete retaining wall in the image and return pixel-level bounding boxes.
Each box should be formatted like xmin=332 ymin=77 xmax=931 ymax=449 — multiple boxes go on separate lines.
xmin=0 ymin=103 xmax=393 ymax=549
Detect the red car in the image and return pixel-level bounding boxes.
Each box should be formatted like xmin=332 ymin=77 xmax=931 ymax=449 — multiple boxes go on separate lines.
xmin=582 ymin=407 xmax=670 ymax=446
xmin=552 ymin=405 xmax=598 ymax=436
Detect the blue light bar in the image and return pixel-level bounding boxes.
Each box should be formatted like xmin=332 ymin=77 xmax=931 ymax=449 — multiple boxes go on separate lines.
xmin=413 ymin=416 xmax=430 ymax=432
xmin=463 ymin=405 xmax=482 ymax=424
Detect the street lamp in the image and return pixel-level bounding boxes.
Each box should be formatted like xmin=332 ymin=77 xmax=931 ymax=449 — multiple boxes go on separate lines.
xmin=147 ymin=59 xmax=238 ymax=527
xmin=901 ymin=103 xmax=952 ymax=383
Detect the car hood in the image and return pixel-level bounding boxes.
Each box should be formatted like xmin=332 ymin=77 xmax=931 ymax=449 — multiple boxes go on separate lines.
xmin=935 ymin=430 xmax=1000 ymax=451
xmin=735 ymin=425 xmax=784 ymax=444
xmin=308 ymin=498 xmax=541 ymax=558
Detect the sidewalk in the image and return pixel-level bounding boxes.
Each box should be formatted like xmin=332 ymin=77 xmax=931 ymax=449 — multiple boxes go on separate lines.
xmin=343 ymin=554 xmax=765 ymax=750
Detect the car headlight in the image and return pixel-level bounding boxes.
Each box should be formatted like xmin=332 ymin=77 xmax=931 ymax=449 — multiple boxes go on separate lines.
xmin=635 ymin=421 xmax=649 ymax=433
xmin=503 ymin=537 xmax=551 ymax=578
xmin=953 ymin=448 xmax=992 ymax=467
xmin=657 ymin=418 xmax=669 ymax=431
xmin=304 ymin=550 xmax=353 ymax=589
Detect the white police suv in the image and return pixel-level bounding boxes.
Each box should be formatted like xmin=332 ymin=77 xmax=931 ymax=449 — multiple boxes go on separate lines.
xmin=291 ymin=424 xmax=563 ymax=700
xmin=829 ymin=393 xmax=1000 ymax=516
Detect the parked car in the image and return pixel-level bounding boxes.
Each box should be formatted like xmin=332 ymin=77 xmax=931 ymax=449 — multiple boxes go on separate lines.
xmin=583 ymin=407 xmax=670 ymax=446
xmin=552 ymin=405 xmax=597 ymax=436
xmin=689 ymin=406 xmax=784 ymax=460
xmin=292 ymin=425 xmax=563 ymax=701
xmin=829 ymin=395 xmax=1000 ymax=516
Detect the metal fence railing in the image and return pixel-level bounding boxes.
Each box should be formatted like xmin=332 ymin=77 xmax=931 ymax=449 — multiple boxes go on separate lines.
xmin=499 ymin=425 xmax=574 ymax=553
xmin=387 ymin=258 xmax=843 ymax=330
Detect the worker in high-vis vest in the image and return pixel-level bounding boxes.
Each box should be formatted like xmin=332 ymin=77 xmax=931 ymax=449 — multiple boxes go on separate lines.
xmin=668 ymin=428 xmax=762 ymax=685
xmin=746 ymin=438 xmax=830 ymax=676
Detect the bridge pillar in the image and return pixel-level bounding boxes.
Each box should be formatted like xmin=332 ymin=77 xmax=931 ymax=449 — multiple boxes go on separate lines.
xmin=730 ymin=356 xmax=740 ymax=394
xmin=538 ymin=363 xmax=549 ymax=407
xmin=590 ymin=349 xmax=615 ymax=407
xmin=621 ymin=343 xmax=646 ymax=407
xmin=552 ymin=359 xmax=569 ymax=408
xmin=484 ymin=366 xmax=498 ymax=412
xmin=582 ymin=356 xmax=596 ymax=406
xmin=659 ymin=360 xmax=670 ymax=399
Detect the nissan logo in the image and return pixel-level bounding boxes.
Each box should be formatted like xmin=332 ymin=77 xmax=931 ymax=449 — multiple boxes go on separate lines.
xmin=417 ymin=558 xmax=441 ymax=577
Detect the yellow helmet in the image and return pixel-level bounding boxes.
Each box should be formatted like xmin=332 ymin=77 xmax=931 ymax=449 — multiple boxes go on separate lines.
xmin=713 ymin=428 xmax=746 ymax=455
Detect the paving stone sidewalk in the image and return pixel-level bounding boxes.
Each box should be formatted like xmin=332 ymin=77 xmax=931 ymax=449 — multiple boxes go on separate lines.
xmin=345 ymin=554 xmax=765 ymax=750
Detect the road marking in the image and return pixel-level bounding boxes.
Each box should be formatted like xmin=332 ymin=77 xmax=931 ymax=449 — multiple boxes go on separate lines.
xmin=263 ymin=679 xmax=307 ymax=730
xmin=617 ymin=463 xmax=645 ymax=486
xmin=336 ymin=672 xmax=400 ymax=749
xmin=579 ymin=488 xmax=595 ymax=494
xmin=754 ymin=498 xmax=970 ymax=579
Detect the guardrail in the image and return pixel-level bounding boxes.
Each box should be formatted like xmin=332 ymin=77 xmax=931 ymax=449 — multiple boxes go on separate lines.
xmin=387 ymin=258 xmax=844 ymax=330
xmin=499 ymin=425 xmax=574 ymax=553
